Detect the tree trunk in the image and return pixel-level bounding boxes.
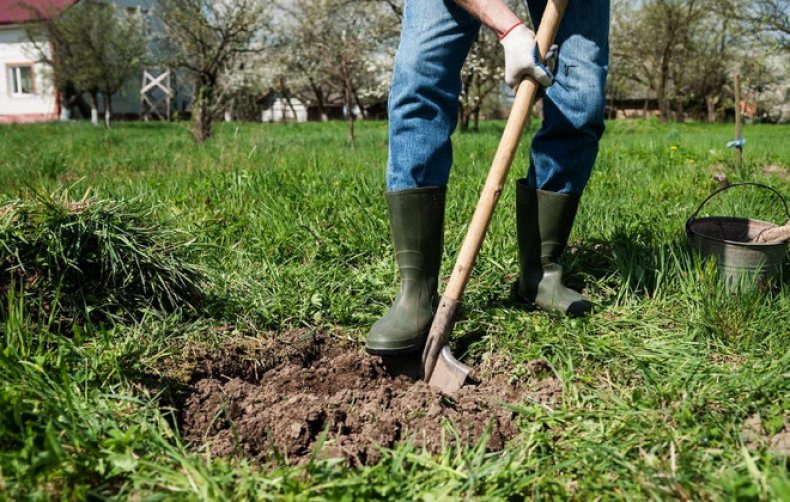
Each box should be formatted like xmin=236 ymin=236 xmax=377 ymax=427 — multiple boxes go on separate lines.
xmin=59 ymin=91 xmax=71 ymax=121
xmin=69 ymin=84 xmax=90 ymax=119
xmin=458 ymin=72 xmax=473 ymax=132
xmin=471 ymin=73 xmax=481 ymax=132
xmin=102 ymin=93 xmax=112 ymax=129
xmin=192 ymin=78 xmax=214 ymax=144
xmin=657 ymin=77 xmax=670 ymax=122
xmin=458 ymin=99 xmax=466 ymax=131
xmin=352 ymin=85 xmax=366 ymax=120
xmin=224 ymin=98 xmax=234 ymax=122
xmin=458 ymin=103 xmax=467 ymax=131
xmin=285 ymin=96 xmax=298 ymax=122
xmin=705 ymin=96 xmax=717 ymax=122
xmin=89 ymin=92 xmax=99 ymax=126
xmin=675 ymin=101 xmax=684 ymax=122
xmin=341 ymin=58 xmax=354 ymax=145
xmin=657 ymin=31 xmax=673 ymax=121
xmin=308 ymin=78 xmax=328 ymax=121
xmin=280 ymin=77 xmax=299 ymax=122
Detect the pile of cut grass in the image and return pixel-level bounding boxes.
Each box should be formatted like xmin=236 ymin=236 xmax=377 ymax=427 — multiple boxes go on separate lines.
xmin=0 ymin=189 xmax=205 ymax=324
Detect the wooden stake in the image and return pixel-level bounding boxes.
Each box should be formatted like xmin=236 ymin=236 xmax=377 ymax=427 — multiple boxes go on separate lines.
xmin=734 ymin=73 xmax=743 ymax=166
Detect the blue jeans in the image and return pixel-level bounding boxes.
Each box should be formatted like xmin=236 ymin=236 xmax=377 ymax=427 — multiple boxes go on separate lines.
xmin=387 ymin=0 xmax=610 ymax=195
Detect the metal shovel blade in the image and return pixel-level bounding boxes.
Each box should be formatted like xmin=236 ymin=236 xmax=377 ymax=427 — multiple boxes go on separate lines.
xmin=427 ymin=345 xmax=471 ymax=394
xmin=423 ymin=297 xmax=470 ymax=393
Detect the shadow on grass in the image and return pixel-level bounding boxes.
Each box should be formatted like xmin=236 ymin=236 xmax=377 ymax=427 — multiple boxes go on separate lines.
xmin=568 ymin=225 xmax=789 ymax=304
xmin=568 ymin=225 xmax=685 ymax=300
xmin=451 ymin=326 xmax=490 ymax=362
xmin=480 ymin=224 xmax=686 ymax=315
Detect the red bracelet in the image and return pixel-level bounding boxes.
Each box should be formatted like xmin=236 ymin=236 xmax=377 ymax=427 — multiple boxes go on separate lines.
xmin=498 ymin=21 xmax=523 ymax=40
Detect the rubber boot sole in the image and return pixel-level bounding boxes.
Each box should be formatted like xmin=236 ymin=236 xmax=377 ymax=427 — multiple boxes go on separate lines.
xmin=364 ymin=330 xmax=427 ymax=356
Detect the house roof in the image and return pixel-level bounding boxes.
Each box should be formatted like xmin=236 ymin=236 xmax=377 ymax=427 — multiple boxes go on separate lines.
xmin=0 ymin=0 xmax=77 ymax=26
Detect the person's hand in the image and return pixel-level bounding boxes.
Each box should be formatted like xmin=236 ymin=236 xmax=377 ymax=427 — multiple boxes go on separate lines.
xmin=499 ymin=23 xmax=557 ymax=88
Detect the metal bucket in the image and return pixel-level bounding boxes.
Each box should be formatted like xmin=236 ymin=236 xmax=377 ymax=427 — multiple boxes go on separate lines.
xmin=686 ymin=182 xmax=789 ymax=288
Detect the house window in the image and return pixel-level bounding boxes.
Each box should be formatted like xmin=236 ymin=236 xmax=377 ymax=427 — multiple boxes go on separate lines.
xmin=8 ymin=65 xmax=34 ymax=96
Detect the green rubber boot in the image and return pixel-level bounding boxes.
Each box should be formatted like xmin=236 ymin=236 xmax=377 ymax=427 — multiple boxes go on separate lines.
xmin=514 ymin=179 xmax=592 ymax=317
xmin=365 ymin=187 xmax=445 ymax=355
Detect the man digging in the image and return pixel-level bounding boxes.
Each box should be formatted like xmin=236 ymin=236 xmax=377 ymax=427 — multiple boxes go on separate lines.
xmin=366 ymin=0 xmax=609 ymax=356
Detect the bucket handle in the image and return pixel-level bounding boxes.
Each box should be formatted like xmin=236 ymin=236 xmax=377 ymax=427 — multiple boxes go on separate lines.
xmin=687 ymin=182 xmax=790 ymax=232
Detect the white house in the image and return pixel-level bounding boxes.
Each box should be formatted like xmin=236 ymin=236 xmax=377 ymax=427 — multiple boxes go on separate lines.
xmin=0 ymin=0 xmax=72 ymax=123
xmin=0 ymin=0 xmax=168 ymax=123
xmin=260 ymin=92 xmax=307 ymax=123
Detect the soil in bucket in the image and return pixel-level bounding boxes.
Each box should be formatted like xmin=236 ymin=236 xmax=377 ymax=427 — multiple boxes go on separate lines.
xmin=690 ymin=217 xmax=781 ymax=243
xmin=178 ymin=330 xmax=562 ymax=466
xmin=686 ymin=183 xmax=790 ymax=287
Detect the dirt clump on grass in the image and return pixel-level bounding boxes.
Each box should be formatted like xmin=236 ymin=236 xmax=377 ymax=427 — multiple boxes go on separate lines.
xmin=742 ymin=414 xmax=790 ymax=457
xmin=761 ymin=164 xmax=789 ymax=180
xmin=180 ymin=331 xmax=561 ymax=465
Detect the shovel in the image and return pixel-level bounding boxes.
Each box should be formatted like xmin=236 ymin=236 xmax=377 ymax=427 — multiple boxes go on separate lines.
xmin=422 ymin=0 xmax=569 ymax=394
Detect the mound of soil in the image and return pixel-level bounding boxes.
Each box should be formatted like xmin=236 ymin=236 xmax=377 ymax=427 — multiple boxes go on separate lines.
xmin=180 ymin=332 xmax=562 ymax=465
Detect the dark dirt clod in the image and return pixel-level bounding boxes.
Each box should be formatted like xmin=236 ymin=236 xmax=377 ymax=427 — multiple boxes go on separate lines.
xmin=180 ymin=332 xmax=562 ymax=465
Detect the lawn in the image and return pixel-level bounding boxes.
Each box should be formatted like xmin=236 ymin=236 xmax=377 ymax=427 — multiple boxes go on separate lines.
xmin=1 ymin=119 xmax=789 ymax=500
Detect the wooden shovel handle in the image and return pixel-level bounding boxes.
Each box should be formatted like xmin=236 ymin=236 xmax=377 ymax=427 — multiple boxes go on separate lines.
xmin=423 ymin=0 xmax=568 ymax=379
xmin=444 ymin=0 xmax=567 ymax=302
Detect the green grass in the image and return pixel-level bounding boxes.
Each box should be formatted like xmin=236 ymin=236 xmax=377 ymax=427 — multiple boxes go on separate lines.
xmin=0 ymin=190 xmax=205 ymax=327
xmin=1 ymin=118 xmax=789 ymax=500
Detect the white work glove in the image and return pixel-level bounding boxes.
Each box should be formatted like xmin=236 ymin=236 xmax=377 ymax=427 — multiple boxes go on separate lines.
xmin=499 ymin=23 xmax=558 ymax=88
